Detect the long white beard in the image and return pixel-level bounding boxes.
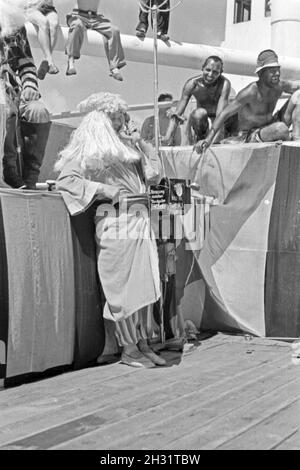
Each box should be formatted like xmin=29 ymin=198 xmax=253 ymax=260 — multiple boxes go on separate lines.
xmin=0 ymin=0 xmax=43 ymax=36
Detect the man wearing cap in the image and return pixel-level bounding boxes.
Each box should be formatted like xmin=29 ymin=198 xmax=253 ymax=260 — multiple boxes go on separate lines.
xmin=195 ymin=49 xmax=300 ymax=152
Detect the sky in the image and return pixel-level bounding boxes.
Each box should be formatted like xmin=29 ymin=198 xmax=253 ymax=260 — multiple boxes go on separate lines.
xmin=30 ymin=0 xmax=227 ymax=125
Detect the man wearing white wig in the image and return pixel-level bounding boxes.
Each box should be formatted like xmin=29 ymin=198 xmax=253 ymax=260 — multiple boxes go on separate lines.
xmin=0 ymin=1 xmax=43 ymax=37
xmin=55 ymin=92 xmax=166 ymax=368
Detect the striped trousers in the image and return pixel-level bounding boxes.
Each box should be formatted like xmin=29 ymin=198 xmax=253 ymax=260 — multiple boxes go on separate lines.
xmin=115 ymin=306 xmax=158 ymax=347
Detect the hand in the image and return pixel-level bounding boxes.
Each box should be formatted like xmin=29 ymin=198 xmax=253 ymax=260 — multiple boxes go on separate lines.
xmin=98 ymin=184 xmax=120 ymax=205
xmin=160 ymin=135 xmax=170 ymax=145
xmin=126 ymin=118 xmax=139 ymax=135
xmin=166 ymin=107 xmax=176 ymax=119
xmin=21 ymin=88 xmax=40 ymax=101
xmin=194 ymin=140 xmax=209 ymax=154
xmin=130 ymin=130 xmax=142 ymax=145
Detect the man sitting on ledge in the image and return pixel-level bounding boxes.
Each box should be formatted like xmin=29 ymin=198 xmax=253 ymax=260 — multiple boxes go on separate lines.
xmin=65 ymin=0 xmax=126 ymax=81
xmin=195 ymin=49 xmax=300 ymax=153
xmin=162 ymin=56 xmax=232 ymax=145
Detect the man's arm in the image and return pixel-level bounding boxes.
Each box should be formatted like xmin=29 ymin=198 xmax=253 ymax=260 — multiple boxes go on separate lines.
xmin=195 ymin=85 xmax=252 ymax=153
xmin=213 ymin=77 xmax=231 ymax=142
xmin=7 ymin=28 xmax=40 ymax=101
xmin=281 ymin=79 xmax=300 ymax=95
xmin=282 ymin=90 xmax=300 ymax=126
xmin=162 ymin=79 xmax=194 ymax=143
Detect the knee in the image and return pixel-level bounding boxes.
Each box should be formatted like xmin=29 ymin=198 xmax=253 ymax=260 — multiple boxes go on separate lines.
xmin=191 ymin=108 xmax=208 ymax=120
xmin=21 ymin=101 xmax=50 ymax=124
xmin=38 ymin=16 xmax=49 ymax=31
xmin=110 ymin=24 xmax=120 ymax=36
xmin=275 ymin=122 xmax=290 ymax=141
xmin=190 ymin=108 xmax=208 ymax=129
xmin=6 ymin=102 xmax=18 ymax=119
xmin=292 ymin=104 xmax=300 ymax=122
xmin=69 ymin=19 xmax=84 ymax=32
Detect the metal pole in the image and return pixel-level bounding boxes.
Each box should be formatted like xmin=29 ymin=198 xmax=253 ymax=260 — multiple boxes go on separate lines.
xmin=152 ymin=3 xmax=165 ymax=345
xmin=152 ymin=3 xmax=160 ymax=160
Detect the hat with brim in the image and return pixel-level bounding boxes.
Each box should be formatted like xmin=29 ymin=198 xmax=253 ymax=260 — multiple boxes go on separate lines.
xmin=255 ymin=49 xmax=280 ymax=74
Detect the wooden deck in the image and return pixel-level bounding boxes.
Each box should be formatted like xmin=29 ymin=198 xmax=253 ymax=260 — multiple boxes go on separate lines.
xmin=0 ymin=333 xmax=299 ymax=450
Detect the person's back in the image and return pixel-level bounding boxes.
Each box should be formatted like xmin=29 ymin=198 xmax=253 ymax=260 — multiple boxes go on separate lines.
xmin=141 ymin=114 xmax=181 ymax=146
xmin=141 ymin=93 xmax=182 ymax=146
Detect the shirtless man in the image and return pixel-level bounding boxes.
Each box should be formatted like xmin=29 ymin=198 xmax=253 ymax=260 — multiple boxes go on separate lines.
xmin=282 ymin=90 xmax=300 ymax=141
xmin=65 ymin=0 xmax=126 ymax=81
xmin=196 ymin=49 xmax=300 ymax=152
xmin=162 ymin=56 xmax=232 ymax=145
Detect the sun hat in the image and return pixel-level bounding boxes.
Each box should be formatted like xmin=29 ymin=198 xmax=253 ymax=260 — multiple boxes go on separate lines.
xmin=255 ymin=49 xmax=280 ymax=74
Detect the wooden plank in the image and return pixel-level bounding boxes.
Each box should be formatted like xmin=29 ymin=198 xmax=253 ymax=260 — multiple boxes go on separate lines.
xmin=0 ymin=334 xmax=287 ymax=403
xmin=274 ymin=429 xmax=300 ymax=450
xmin=0 ymin=342 xmax=284 ymax=446
xmin=0 ymin=335 xmax=288 ymax=406
xmin=0 ymin=339 xmax=287 ymax=432
xmin=0 ymin=335 xmax=220 ymax=403
xmin=0 ymin=339 xmax=272 ymax=420
xmin=217 ymin=399 xmax=300 ymax=449
xmin=0 ymin=337 xmax=292 ymax=449
xmin=108 ymin=372 xmax=300 ymax=451
xmin=167 ymin=378 xmax=300 ymax=450
xmin=0 ymin=341 xmax=226 ymax=420
xmin=43 ymin=358 xmax=297 ymax=449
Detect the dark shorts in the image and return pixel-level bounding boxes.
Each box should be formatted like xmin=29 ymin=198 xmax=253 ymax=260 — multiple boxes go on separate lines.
xmin=38 ymin=4 xmax=57 ymax=16
xmin=221 ymin=128 xmax=263 ymax=144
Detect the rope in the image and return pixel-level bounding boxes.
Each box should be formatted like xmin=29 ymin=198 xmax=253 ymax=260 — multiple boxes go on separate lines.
xmin=139 ymin=0 xmax=170 ymax=13
xmin=193 ymin=146 xmax=226 ymax=202
xmin=139 ymin=0 xmax=185 ymax=14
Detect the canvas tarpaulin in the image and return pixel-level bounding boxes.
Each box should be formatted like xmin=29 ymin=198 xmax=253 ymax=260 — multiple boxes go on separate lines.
xmin=1 ymin=140 xmax=299 ymax=383
xmin=41 ymin=125 xmax=300 ymax=337
xmin=0 ymin=189 xmax=104 ymax=381
xmin=161 ymin=142 xmax=300 ymax=338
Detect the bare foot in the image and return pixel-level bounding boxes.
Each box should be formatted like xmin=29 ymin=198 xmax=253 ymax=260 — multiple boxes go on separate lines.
xmin=66 ymin=65 xmax=77 ymax=76
xmin=110 ymin=68 xmax=123 ymax=81
xmin=48 ymin=64 xmax=59 ymax=75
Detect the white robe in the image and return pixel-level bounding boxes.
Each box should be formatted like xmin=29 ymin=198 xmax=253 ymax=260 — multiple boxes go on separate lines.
xmin=56 ymin=149 xmax=161 ymax=322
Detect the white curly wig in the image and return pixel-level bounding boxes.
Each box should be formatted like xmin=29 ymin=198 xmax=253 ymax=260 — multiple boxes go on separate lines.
xmin=77 ymin=92 xmax=128 ymax=116
xmin=0 ymin=0 xmax=43 ymax=36
xmin=55 ymin=110 xmax=140 ymax=174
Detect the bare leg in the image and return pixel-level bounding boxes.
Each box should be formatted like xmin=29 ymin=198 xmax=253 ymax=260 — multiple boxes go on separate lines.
xmin=29 ymin=11 xmax=52 ymax=79
xmin=29 ymin=11 xmax=51 ymax=62
xmin=259 ymin=121 xmax=290 ymax=142
xmin=47 ymin=11 xmax=59 ymax=74
xmin=283 ymin=91 xmax=300 ymax=140
xmin=65 ymin=18 xmax=85 ymax=76
xmin=186 ymin=108 xmax=209 ymax=143
xmin=291 ymin=106 xmax=300 ymax=140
